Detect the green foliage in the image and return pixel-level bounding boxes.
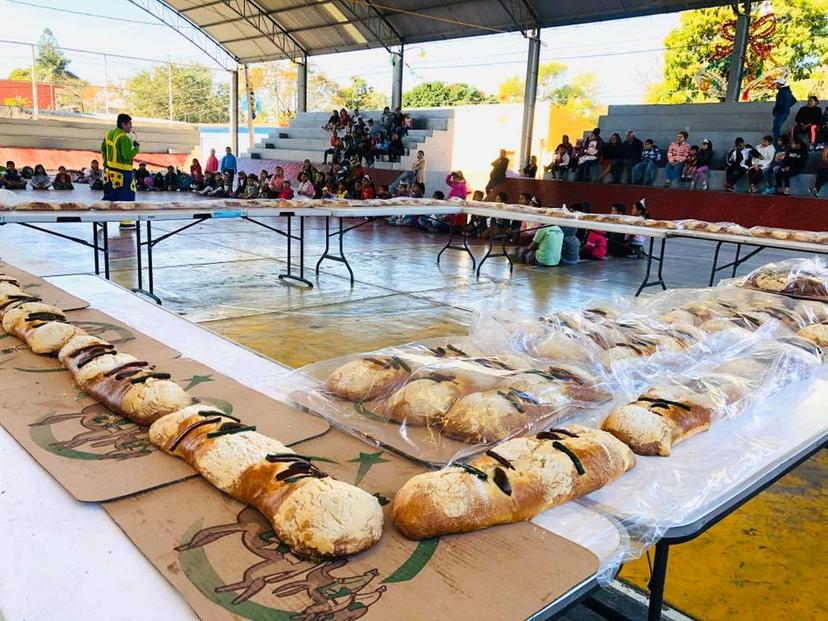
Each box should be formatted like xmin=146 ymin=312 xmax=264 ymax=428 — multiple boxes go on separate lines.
xmin=646 ymin=0 xmax=828 ymax=103
xmin=335 ymin=76 xmax=389 ymax=111
xmin=7 ymin=28 xmax=80 ymax=83
xmin=496 ymin=62 xmax=603 ymax=123
xmin=125 ymin=64 xmax=229 ymax=123
xmin=402 ymin=81 xmax=495 ymax=108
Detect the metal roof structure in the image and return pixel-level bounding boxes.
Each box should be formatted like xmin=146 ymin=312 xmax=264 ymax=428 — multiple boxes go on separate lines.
xmin=142 ymin=0 xmax=736 ymax=65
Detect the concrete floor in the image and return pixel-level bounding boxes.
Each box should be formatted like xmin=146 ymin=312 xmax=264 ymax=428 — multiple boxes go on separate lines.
xmin=1 ymin=190 xmax=825 ymax=618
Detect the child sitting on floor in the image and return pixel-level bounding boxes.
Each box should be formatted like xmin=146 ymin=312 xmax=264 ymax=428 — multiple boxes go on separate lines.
xmin=30 ymin=164 xmax=51 ymax=190
xmin=560 ymin=227 xmax=581 ymax=265
xmin=2 ymin=161 xmax=27 ymax=189
xmin=278 ymin=179 xmax=295 ymax=200
xmin=52 ymin=166 xmax=74 ymax=190
xmin=516 ymin=225 xmax=564 ymax=266
xmin=580 ymin=230 xmax=607 ymax=260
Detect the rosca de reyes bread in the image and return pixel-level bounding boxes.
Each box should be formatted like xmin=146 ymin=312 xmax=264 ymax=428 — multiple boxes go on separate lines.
xmin=150 ymin=406 xmax=383 ymax=558
xmin=392 ymin=425 xmax=635 ymax=539
xmin=58 ymin=332 xmax=192 ymax=425
xmin=2 ymin=301 xmax=79 ymax=354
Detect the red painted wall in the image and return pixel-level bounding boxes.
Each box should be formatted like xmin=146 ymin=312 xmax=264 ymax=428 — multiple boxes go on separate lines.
xmin=495 ymin=179 xmax=828 ymax=232
xmin=0 ymin=147 xmax=188 ymax=171
xmin=0 ymin=80 xmax=57 ymax=108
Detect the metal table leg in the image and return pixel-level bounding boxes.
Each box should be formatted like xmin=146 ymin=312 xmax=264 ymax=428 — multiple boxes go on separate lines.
xmin=315 ymin=216 xmax=360 ymax=286
xmin=278 ymin=215 xmax=313 ymax=288
xmin=647 ymin=542 xmax=670 ymax=621
xmin=476 ymin=233 xmax=512 ymax=278
xmin=131 ymin=220 xmax=162 ymax=305
xmin=92 ymin=223 xmax=100 ymax=276
xmin=708 ymin=241 xmax=764 ymax=287
xmin=437 ymin=225 xmax=477 ymax=270
xmin=708 ymin=241 xmax=724 ymax=286
xmin=103 ymin=222 xmax=110 ymax=279
xmin=635 ymin=237 xmax=667 ymax=297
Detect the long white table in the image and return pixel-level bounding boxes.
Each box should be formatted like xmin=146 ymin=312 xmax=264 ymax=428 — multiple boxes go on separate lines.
xmin=0 ymin=273 xmax=625 ymax=621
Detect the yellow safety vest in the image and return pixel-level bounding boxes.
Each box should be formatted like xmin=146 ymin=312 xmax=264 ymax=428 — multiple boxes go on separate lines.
xmin=103 ymin=129 xmax=135 ymax=172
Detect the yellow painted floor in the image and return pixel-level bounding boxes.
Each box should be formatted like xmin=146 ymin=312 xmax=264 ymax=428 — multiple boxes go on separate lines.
xmin=2 ymin=194 xmax=825 ymax=618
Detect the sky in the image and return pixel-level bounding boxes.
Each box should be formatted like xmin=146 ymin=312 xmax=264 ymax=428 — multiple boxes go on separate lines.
xmin=0 ymin=0 xmax=681 ymax=105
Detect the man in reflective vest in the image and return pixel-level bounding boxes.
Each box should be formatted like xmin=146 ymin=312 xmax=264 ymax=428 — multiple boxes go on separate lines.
xmin=102 ymin=113 xmax=140 ymax=228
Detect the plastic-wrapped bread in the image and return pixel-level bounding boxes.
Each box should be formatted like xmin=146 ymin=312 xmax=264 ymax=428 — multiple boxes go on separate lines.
xmin=797 ymin=322 xmax=828 ymax=347
xmin=441 ymin=390 xmax=536 ymax=443
xmin=325 ymin=355 xmax=412 ymax=401
xmin=601 ymin=386 xmax=721 ymax=456
xmin=59 ymin=332 xmax=193 ymax=425
xmin=384 ymin=373 xmax=467 ymax=426
xmin=392 ymin=425 xmax=635 ymax=539
xmin=150 ymin=407 xmax=383 ymax=558
xmin=2 ymin=301 xmax=79 ymax=354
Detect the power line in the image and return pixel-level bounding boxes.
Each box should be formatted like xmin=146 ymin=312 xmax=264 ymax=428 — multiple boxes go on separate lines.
xmin=2 ymin=0 xmax=165 ymax=26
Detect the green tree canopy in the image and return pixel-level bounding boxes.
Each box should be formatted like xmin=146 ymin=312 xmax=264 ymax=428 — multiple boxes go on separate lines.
xmin=496 ymin=62 xmax=603 ymax=123
xmin=125 ymin=64 xmax=228 ymax=123
xmin=646 ymin=0 xmax=828 ymax=103
xmin=402 ymin=81 xmax=495 ymax=107
xmin=334 ymin=76 xmax=389 ymax=111
xmin=8 ymin=28 xmax=79 ymax=83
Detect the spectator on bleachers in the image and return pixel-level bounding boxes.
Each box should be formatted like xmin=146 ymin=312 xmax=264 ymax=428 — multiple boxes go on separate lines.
xmin=380 ymin=106 xmax=394 ymax=132
xmin=445 ymin=171 xmax=468 ymax=199
xmin=388 ymin=133 xmax=405 ymax=162
xmin=373 ymin=132 xmax=390 ymax=161
xmin=52 ymin=166 xmax=74 ymax=191
xmin=189 ymin=159 xmax=204 ymax=191
xmin=663 ymin=131 xmax=690 ymax=187
xmin=323 ymin=109 xmax=339 ymax=131
xmin=366 ymin=118 xmax=380 ymax=137
xmin=682 ymin=145 xmax=699 ymax=184
xmin=599 ymin=132 xmax=624 ymax=183
xmin=323 ymin=134 xmax=341 ymax=165
xmin=338 ymin=108 xmax=351 ymax=130
xmin=772 ymin=77 xmax=797 ymax=142
xmin=775 ymin=137 xmax=808 ymax=196
xmin=622 ymin=130 xmax=644 ymax=184
xmin=764 ymin=135 xmax=789 ymax=194
xmin=557 ymin=135 xmax=574 ymax=157
xmin=575 ymin=130 xmax=602 ymax=181
xmin=84 ymin=160 xmax=104 ymax=190
xmin=545 ymin=145 xmax=571 ymax=180
xmin=205 ymin=148 xmax=219 ymax=175
xmin=808 ymin=144 xmax=828 ymax=198
xmin=2 ymin=161 xmax=27 ymax=189
xmin=632 ymin=139 xmax=660 ymax=185
xmin=819 ymin=108 xmax=828 ymax=146
xmin=725 ymin=137 xmax=760 ymax=192
xmin=748 ymin=135 xmax=775 ymax=193
xmin=486 ymin=149 xmax=510 ymax=194
xmin=689 ymin=139 xmax=713 ymax=190
xmin=792 ymin=96 xmax=822 ymax=148
xmin=30 ymin=164 xmax=51 ymax=190
xmin=522 ymin=155 xmax=538 ymax=178
xmin=580 ymin=229 xmax=607 ymax=260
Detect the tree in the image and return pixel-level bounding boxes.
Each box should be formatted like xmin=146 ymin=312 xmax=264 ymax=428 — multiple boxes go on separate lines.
xmin=496 ymin=62 xmax=603 ymax=122
xmin=246 ymin=61 xmax=341 ymax=122
xmin=645 ymin=0 xmax=828 ymax=103
xmin=402 ymin=81 xmax=495 ymax=107
xmin=335 ymin=76 xmax=388 ymax=111
xmin=125 ymin=64 xmax=228 ymax=123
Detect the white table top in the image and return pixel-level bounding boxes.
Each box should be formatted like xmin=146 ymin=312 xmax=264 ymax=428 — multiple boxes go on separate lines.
xmin=0 ymin=274 xmax=621 ymax=620
xmin=671 ymin=228 xmax=828 ymax=254
xmin=0 ymin=207 xmax=327 ymax=223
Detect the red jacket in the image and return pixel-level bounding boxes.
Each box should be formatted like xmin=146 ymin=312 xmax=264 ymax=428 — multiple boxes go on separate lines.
xmin=583 ymin=231 xmax=607 ymax=259
xmin=278 ymin=187 xmax=294 ymax=199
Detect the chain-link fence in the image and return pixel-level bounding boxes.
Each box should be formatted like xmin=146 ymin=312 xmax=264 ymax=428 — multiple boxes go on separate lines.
xmin=0 ymin=38 xmax=231 ymax=124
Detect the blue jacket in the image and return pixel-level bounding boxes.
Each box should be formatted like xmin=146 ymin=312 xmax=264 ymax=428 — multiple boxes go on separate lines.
xmin=773 ymin=86 xmax=797 ymax=116
xmin=220 ymin=153 xmax=237 ymax=173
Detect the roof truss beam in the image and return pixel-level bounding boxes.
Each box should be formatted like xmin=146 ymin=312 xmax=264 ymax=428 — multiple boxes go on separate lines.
xmin=218 ymin=0 xmax=307 ymax=61
xmin=496 ymin=0 xmax=540 ymax=36
xmin=334 ymin=0 xmax=403 ymax=52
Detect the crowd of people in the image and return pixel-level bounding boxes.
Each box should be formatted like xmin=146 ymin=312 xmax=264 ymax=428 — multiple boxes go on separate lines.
xmin=1 ymin=159 xmax=103 ymax=191
xmin=538 ymin=84 xmax=827 ymax=197
xmin=322 ymin=106 xmax=412 ymax=166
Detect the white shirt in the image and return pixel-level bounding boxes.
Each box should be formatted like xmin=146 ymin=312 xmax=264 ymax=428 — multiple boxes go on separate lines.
xmin=754 ymin=144 xmax=776 ymax=170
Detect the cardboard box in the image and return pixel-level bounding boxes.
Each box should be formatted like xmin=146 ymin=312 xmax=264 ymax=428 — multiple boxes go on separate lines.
xmin=0 ymin=261 xmax=88 ymax=311
xmin=0 ymin=356 xmax=328 ymax=502
xmin=105 ymin=428 xmax=598 ymax=621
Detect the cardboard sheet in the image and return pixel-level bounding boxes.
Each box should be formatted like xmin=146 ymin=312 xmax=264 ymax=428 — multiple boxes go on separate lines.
xmin=0 ymin=307 xmax=182 ymax=400
xmin=106 ymin=428 xmax=598 ymax=621
xmin=0 ymin=356 xmax=328 ymax=502
xmin=0 ymin=261 xmax=88 ymax=311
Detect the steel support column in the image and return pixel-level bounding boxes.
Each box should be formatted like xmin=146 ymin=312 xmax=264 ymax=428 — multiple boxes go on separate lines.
xmin=230 ymin=68 xmax=239 ymax=156
xmin=297 ymin=54 xmax=308 ymax=114
xmin=726 ymin=1 xmax=751 ymax=102
xmin=519 ymin=30 xmax=541 ymax=172
xmin=392 ymin=46 xmax=404 ymax=110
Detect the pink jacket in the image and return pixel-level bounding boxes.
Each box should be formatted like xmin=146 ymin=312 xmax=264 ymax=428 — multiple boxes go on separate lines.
xmin=667 ymin=141 xmax=690 ymax=164
xmin=445 ymin=175 xmax=467 ymax=199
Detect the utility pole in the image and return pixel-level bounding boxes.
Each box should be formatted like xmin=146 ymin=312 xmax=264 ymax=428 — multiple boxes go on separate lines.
xmin=30 ymin=44 xmax=39 ymax=119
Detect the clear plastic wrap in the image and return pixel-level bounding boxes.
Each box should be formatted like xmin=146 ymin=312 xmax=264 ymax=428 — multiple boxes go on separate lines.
xmin=719 ymin=256 xmax=828 ymax=303
xmin=676 ymin=219 xmax=750 ymax=236
xmin=288 ymin=344 xmax=610 ymax=465
xmin=746 ymin=226 xmax=828 ymax=244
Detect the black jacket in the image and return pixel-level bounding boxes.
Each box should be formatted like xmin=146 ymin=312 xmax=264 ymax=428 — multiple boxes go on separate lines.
xmin=622 ymin=137 xmax=644 ymax=161
xmin=696 ymin=148 xmax=714 ymax=167
xmin=784 ymin=147 xmax=808 ymax=173
xmin=795 ymin=105 xmax=823 ymax=126
xmin=772 ymin=86 xmax=797 ymax=115
xmin=603 ymin=141 xmax=625 ymax=160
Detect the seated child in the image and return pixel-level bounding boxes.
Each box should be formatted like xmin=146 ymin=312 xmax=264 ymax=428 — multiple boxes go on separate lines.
xmin=278 ymin=179 xmax=295 ymax=200
xmin=560 ymin=226 xmax=581 ymax=265
xmin=516 ymin=225 xmax=564 ymax=266
xmin=30 ymin=164 xmax=52 ymax=190
xmin=2 ymin=161 xmax=28 ymax=189
xmin=580 ymin=230 xmax=607 ymax=260
xmin=52 ymin=166 xmax=74 ymax=190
